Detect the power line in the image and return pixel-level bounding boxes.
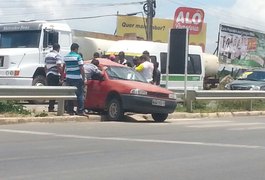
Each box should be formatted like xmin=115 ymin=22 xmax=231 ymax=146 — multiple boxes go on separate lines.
xmin=0 ymin=1 xmax=146 ymax=7
xmin=0 ymin=13 xmax=143 ymax=24
xmin=0 ymin=1 xmax=146 ymax=20
xmin=46 ymin=14 xmax=118 ymax=22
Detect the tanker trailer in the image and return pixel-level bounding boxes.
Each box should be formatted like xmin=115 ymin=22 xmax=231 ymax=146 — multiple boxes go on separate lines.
xmin=73 ymin=36 xmax=115 ymax=60
xmin=202 ymin=53 xmax=220 ymax=89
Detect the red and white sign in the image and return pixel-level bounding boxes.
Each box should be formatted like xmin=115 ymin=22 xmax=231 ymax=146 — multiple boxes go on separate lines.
xmin=173 ymin=7 xmax=204 ymax=35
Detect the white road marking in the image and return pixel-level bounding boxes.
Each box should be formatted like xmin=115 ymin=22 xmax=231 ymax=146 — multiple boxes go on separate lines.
xmin=187 ymin=122 xmax=265 ymax=128
xmin=150 ymin=120 xmax=232 ymax=126
xmin=229 ymin=126 xmax=265 ymax=131
xmin=0 ymin=129 xmax=265 ymax=150
xmin=169 ymin=118 xmax=202 ymax=121
xmin=0 ymin=129 xmax=55 ymax=135
xmin=0 ymin=150 xmax=100 ymax=162
xmin=169 ymin=120 xmax=232 ymax=125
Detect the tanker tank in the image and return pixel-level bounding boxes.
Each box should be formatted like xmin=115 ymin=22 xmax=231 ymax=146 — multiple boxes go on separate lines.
xmin=202 ymin=53 xmax=219 ymax=77
xmin=202 ymin=53 xmax=220 ymax=89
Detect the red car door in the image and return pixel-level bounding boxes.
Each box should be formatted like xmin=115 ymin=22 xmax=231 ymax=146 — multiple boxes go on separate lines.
xmin=85 ymin=79 xmax=108 ymax=110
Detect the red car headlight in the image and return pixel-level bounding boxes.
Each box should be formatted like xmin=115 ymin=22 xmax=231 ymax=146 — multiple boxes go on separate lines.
xmin=169 ymin=93 xmax=177 ymax=99
xmin=130 ymin=89 xmax=148 ymax=96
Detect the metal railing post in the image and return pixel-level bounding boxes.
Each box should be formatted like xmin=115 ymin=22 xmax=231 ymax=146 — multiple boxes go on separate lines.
xmin=186 ymin=99 xmax=193 ymax=113
xmin=186 ymin=90 xmax=195 ymax=113
xmin=247 ymin=100 xmax=253 ymax=111
xmin=57 ymin=100 xmax=65 ymax=116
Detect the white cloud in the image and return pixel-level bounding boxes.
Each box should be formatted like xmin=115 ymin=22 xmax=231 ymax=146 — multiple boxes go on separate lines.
xmin=232 ymin=0 xmax=265 ymax=16
xmin=14 ymin=0 xmax=141 ymax=34
xmin=229 ymin=0 xmax=265 ymax=31
xmin=24 ymin=0 xmax=75 ymax=19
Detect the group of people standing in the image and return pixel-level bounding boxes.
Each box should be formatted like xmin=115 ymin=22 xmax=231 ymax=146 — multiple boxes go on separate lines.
xmin=106 ymin=50 xmax=161 ymax=85
xmin=45 ymin=43 xmax=87 ymax=116
xmin=44 ymin=43 xmax=161 ymax=116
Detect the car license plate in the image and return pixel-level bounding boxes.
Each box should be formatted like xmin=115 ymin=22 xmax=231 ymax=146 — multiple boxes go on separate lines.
xmin=152 ymin=99 xmax=165 ymax=107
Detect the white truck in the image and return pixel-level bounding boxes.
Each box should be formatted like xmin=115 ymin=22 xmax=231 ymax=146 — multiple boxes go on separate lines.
xmin=0 ymin=21 xmax=115 ymax=86
xmin=106 ymin=40 xmax=219 ymax=91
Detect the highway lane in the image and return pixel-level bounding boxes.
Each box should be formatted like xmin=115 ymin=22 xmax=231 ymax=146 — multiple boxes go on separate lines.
xmin=0 ymin=116 xmax=265 ymax=180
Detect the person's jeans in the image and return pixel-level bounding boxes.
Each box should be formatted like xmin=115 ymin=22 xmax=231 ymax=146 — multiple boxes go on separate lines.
xmin=66 ymin=78 xmax=84 ymax=114
xmin=47 ymin=73 xmax=60 ymax=111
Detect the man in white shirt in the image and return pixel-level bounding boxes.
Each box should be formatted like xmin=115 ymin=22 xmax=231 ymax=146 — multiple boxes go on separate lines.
xmin=44 ymin=43 xmax=63 ymax=112
xmin=135 ymin=55 xmax=154 ymax=83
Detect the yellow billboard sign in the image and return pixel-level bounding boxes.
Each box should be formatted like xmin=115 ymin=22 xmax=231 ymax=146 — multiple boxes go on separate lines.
xmin=116 ymin=16 xmax=207 ymax=51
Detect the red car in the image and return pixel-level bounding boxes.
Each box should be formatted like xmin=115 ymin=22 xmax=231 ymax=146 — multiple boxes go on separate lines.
xmin=84 ymin=59 xmax=177 ymax=122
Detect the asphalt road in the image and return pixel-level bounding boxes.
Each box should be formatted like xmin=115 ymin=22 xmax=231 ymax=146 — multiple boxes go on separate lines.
xmin=0 ymin=116 xmax=265 ymax=180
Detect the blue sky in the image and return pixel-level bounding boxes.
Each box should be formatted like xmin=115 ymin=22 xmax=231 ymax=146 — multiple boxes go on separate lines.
xmin=1 ymin=0 xmax=265 ymax=53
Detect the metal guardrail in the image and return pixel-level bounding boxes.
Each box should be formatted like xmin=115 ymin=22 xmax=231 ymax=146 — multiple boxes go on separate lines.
xmin=0 ymin=86 xmax=77 ymax=116
xmin=186 ymin=90 xmax=265 ymax=112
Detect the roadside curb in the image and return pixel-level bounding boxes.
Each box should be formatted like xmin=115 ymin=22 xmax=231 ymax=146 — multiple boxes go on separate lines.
xmin=1 ymin=111 xmax=265 ymax=125
xmin=0 ymin=114 xmax=101 ymax=125
xmin=169 ymin=111 xmax=265 ymax=119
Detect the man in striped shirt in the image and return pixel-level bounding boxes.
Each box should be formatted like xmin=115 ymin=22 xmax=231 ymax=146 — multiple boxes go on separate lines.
xmin=44 ymin=43 xmax=63 ymax=112
xmin=63 ymin=43 xmax=86 ymax=116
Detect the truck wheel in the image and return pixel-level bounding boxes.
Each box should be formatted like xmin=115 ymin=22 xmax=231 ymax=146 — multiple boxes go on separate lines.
xmin=107 ymin=98 xmax=124 ymax=121
xmin=151 ymin=113 xmax=168 ymax=122
xmin=32 ymin=75 xmax=46 ymax=86
xmin=29 ymin=75 xmax=47 ymax=104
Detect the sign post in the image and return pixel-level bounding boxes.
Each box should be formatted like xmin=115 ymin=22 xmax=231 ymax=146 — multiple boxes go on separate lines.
xmin=172 ymin=7 xmax=204 ymax=99
xmin=184 ymin=28 xmax=189 ymax=100
xmin=167 ymin=28 xmax=189 ymax=96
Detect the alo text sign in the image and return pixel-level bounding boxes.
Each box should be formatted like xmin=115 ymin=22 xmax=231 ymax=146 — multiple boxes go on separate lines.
xmin=173 ymin=7 xmax=204 ymax=35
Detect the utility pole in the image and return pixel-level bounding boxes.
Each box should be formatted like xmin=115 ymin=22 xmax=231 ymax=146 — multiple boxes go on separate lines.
xmin=144 ymin=0 xmax=156 ymax=41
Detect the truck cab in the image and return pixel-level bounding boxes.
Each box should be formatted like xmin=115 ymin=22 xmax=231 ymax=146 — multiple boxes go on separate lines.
xmin=0 ymin=21 xmax=72 ymax=86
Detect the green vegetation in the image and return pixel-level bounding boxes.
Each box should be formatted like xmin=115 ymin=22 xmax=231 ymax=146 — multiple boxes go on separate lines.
xmin=176 ymin=100 xmax=265 ymax=113
xmin=0 ymin=101 xmax=31 ymax=115
xmin=34 ymin=111 xmax=48 ymax=117
xmin=1 ymin=100 xmax=265 ymax=117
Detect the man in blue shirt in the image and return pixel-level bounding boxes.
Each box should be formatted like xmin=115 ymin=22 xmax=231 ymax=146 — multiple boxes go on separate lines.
xmin=63 ymin=43 xmax=87 ymax=116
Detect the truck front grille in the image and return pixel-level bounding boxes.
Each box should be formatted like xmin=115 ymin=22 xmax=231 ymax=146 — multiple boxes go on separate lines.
xmin=147 ymin=92 xmax=168 ymax=98
xmin=231 ymin=85 xmax=250 ymax=90
xmin=0 ymin=56 xmax=4 ymax=67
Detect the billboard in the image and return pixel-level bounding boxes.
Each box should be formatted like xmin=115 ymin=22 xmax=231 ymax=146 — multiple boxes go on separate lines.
xmin=173 ymin=7 xmax=205 ymax=35
xmin=116 ymin=16 xmax=207 ymax=51
xmin=218 ymin=24 xmax=265 ymax=68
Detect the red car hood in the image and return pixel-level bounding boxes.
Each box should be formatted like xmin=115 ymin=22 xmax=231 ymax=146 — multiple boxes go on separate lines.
xmin=109 ymin=79 xmax=173 ymax=94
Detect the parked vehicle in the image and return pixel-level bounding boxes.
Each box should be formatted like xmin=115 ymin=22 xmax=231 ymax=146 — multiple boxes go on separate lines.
xmin=84 ymin=59 xmax=177 ymax=122
xmin=225 ymin=69 xmax=265 ymax=90
xmin=0 ymin=21 xmax=115 ymax=87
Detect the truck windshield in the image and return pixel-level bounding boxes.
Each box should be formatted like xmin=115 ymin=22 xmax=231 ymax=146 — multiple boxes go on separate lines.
xmin=0 ymin=30 xmax=41 ymax=48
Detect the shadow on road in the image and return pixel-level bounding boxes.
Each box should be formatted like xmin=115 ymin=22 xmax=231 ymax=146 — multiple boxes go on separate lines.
xmin=101 ymin=114 xmax=170 ymax=124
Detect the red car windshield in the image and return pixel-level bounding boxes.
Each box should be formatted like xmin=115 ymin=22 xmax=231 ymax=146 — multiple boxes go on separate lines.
xmin=106 ymin=66 xmax=147 ymax=83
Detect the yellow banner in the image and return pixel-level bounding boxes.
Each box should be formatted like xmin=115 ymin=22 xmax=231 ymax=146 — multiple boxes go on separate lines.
xmin=116 ymin=16 xmax=207 ymax=51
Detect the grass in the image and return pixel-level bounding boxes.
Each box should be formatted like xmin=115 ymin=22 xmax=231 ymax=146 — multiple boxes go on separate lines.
xmin=2 ymin=100 xmax=265 ymax=117
xmin=176 ymin=100 xmax=265 ymax=113
xmin=0 ymin=101 xmax=31 ymax=115
xmin=0 ymin=101 xmax=51 ymax=118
